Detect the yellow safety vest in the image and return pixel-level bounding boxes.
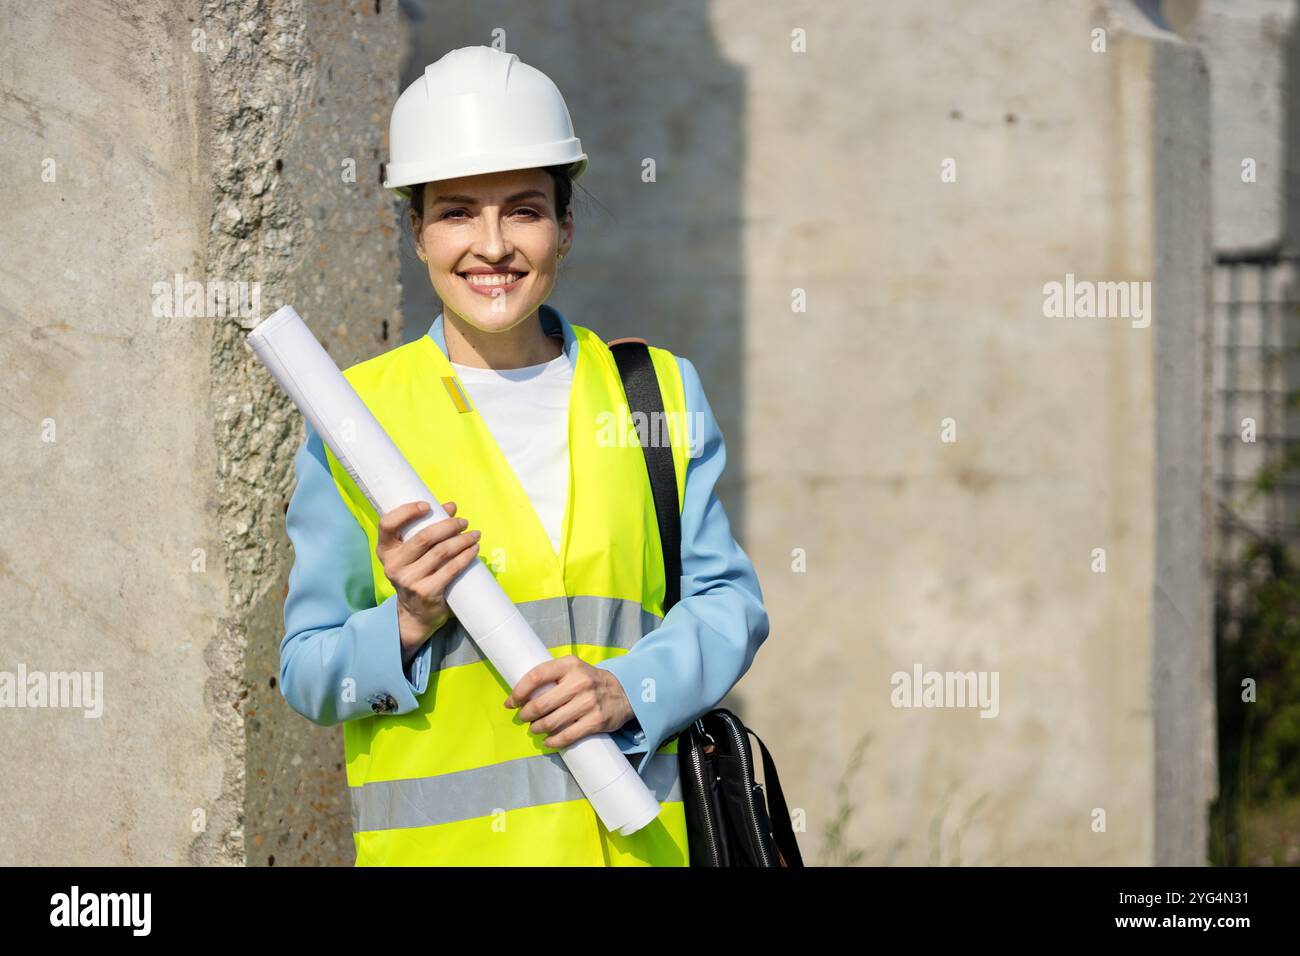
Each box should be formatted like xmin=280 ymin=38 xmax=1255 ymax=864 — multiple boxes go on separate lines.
xmin=322 ymin=319 xmax=692 ymax=865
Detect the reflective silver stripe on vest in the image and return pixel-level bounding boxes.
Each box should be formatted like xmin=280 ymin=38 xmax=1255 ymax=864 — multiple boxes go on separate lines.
xmin=430 ymin=594 xmax=662 ymax=673
xmin=350 ymin=751 xmax=682 ymax=833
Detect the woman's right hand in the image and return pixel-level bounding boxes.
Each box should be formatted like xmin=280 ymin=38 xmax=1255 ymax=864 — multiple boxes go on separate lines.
xmin=377 ymin=500 xmax=481 ymax=663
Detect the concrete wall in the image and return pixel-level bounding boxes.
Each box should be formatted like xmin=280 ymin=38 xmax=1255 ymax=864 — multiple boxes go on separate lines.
xmin=1167 ymin=0 xmax=1296 ymax=253
xmin=0 ymin=0 xmax=401 ymax=865
xmin=0 ymin=0 xmax=218 ymax=866
xmin=740 ymin=0 xmax=1210 ymax=866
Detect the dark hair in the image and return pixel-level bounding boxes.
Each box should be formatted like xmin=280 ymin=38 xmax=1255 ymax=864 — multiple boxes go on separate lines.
xmin=405 ymin=164 xmax=575 ymax=238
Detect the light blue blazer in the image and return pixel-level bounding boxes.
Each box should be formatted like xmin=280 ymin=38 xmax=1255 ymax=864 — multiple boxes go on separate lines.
xmin=278 ymin=304 xmax=770 ymax=775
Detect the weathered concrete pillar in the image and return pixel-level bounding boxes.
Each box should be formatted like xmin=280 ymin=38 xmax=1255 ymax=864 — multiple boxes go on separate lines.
xmin=695 ymin=0 xmax=1213 ymax=864
xmin=0 ymin=0 xmax=401 ymax=865
xmin=1168 ymin=0 xmax=1295 ymax=254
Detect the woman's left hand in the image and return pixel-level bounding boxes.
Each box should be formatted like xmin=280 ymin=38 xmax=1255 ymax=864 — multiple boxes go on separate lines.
xmin=505 ymin=656 xmax=635 ymax=749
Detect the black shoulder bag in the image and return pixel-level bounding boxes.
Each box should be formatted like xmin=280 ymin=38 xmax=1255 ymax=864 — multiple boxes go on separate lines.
xmin=608 ymin=337 xmax=804 ymax=868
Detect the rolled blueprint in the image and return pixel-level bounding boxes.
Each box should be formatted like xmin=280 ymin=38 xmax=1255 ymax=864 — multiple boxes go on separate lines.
xmin=248 ymin=304 xmax=661 ymax=836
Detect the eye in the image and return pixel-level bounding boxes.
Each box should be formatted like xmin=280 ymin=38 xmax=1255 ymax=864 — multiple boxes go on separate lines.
xmin=440 ymin=208 xmax=469 ymax=220
xmin=513 ymin=207 xmax=541 ymax=218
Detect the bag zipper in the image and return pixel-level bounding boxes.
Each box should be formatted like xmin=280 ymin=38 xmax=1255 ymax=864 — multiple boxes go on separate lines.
xmin=720 ymin=712 xmax=775 ymax=866
xmin=686 ymin=718 xmax=723 ymax=866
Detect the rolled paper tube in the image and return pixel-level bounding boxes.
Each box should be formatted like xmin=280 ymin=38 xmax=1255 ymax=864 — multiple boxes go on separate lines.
xmin=248 ymin=304 xmax=662 ymax=836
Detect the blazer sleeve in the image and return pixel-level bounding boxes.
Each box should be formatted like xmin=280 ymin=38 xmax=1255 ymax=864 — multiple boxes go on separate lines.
xmin=596 ymin=356 xmax=771 ymax=775
xmin=278 ymin=421 xmax=435 ymax=725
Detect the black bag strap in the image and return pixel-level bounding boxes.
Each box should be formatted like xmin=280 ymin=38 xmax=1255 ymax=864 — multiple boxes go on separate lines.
xmin=611 ymin=339 xmax=803 ymax=868
xmin=608 ymin=338 xmax=681 ymax=611
xmin=749 ymin=727 xmax=804 ymax=867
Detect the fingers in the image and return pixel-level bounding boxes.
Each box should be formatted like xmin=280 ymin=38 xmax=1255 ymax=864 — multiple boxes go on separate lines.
xmin=406 ymin=524 xmax=480 ymax=582
xmin=378 ymin=500 xmax=456 ymax=549
xmin=511 ymin=657 xmax=587 ymax=722
xmin=392 ymin=514 xmax=468 ymax=571
xmin=408 ymin=531 xmax=482 ymax=598
xmin=527 ymin=689 xmax=593 ymax=737
xmin=515 ymin=678 xmax=580 ymax=727
xmin=504 ymin=657 xmax=604 ymax=747
xmin=541 ymin=709 xmax=603 ymax=750
xmin=377 ymin=501 xmax=430 ymax=549
xmin=506 ymin=658 xmax=563 ymax=711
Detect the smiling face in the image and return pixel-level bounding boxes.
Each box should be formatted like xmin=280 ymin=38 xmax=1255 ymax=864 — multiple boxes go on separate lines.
xmin=410 ymin=167 xmax=574 ymax=335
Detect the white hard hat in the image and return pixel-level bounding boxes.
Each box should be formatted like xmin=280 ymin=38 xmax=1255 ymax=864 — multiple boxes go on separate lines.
xmin=383 ymin=46 xmax=588 ymax=201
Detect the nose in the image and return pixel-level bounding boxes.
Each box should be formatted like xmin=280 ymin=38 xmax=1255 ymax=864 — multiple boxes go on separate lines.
xmin=470 ymin=207 xmax=512 ymax=262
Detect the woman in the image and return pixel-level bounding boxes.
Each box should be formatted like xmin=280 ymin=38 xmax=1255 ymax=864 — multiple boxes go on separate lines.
xmin=278 ymin=45 xmax=769 ymax=866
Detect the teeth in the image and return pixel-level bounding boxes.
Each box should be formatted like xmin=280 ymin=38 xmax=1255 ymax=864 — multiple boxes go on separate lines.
xmin=463 ymin=273 xmax=522 ymax=286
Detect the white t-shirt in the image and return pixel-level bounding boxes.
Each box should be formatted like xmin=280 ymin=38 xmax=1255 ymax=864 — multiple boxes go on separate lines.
xmin=449 ymin=351 xmax=573 ymax=556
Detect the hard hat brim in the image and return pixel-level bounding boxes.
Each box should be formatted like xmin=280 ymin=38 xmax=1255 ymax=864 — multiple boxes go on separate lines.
xmin=384 ymin=151 xmax=587 ymax=203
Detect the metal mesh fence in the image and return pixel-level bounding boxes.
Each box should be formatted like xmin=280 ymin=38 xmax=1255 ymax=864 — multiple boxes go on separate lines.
xmin=1213 ymin=250 xmax=1300 ymax=633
